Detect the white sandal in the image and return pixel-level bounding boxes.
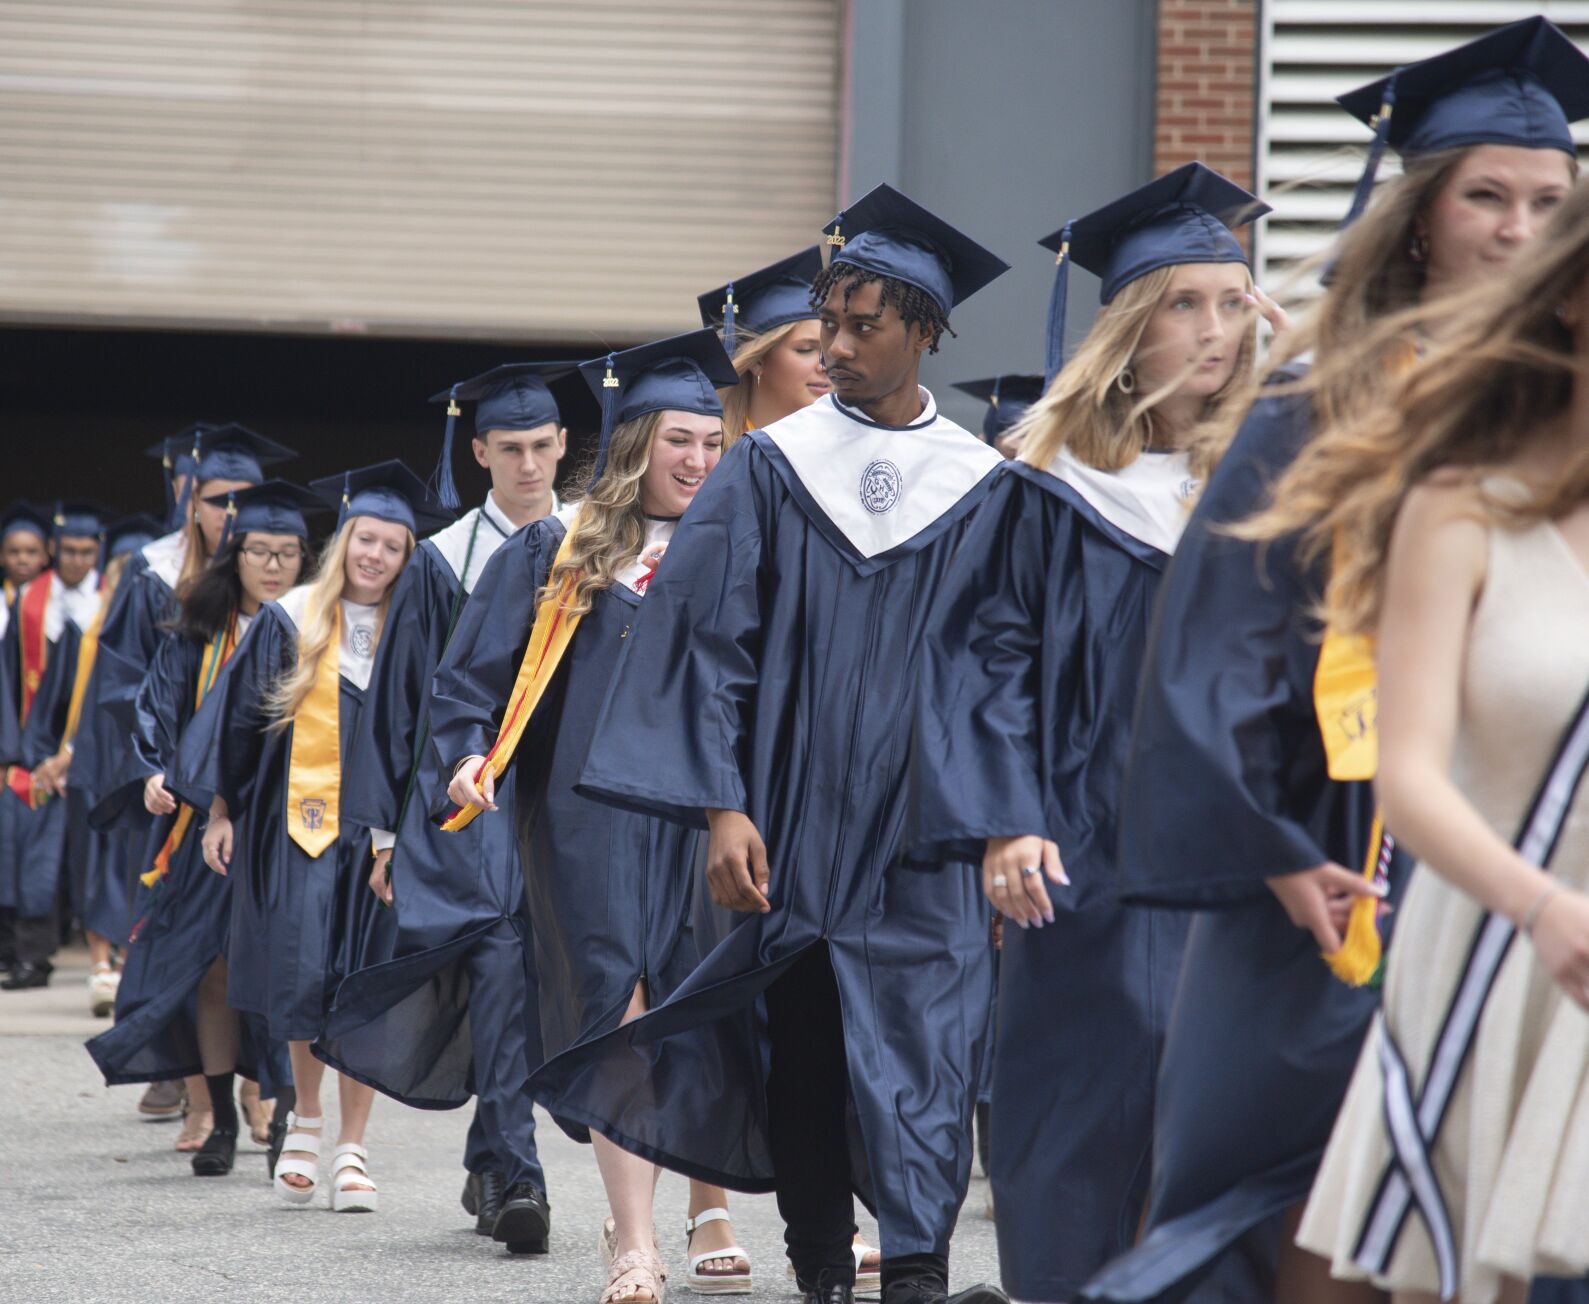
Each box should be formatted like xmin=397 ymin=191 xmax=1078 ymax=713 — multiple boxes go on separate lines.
xmin=684 ymin=1207 xmax=752 ymax=1295
xmin=782 ymin=1239 xmax=882 ymax=1294
xmin=329 ymin=1142 xmax=378 ymax=1213
xmin=272 ymin=1112 xmax=323 ymax=1206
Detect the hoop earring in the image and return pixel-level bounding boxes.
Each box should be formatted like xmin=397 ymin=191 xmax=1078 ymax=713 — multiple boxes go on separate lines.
xmin=1116 ymin=368 xmax=1136 ymax=395
xmin=1408 ymin=232 xmax=1429 ymax=263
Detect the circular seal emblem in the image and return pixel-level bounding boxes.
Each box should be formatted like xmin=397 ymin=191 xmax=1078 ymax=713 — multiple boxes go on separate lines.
xmin=859 ymin=459 xmax=902 ymax=515
xmin=349 ymin=624 xmax=374 ymax=657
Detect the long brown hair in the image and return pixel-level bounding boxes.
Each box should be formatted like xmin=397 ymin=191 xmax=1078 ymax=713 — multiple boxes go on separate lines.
xmin=1016 ymin=263 xmax=1257 ymax=473
xmin=1235 ymin=178 xmax=1589 ymax=635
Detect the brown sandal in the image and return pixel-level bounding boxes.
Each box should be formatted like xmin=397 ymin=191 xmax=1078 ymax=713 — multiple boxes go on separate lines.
xmin=601 ymin=1249 xmax=666 ymax=1304
xmin=175 ymin=1108 xmax=213 ymax=1153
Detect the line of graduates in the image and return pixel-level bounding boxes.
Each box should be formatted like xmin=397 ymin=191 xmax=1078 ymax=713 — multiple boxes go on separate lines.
xmin=9 ymin=14 xmax=1589 ymax=1304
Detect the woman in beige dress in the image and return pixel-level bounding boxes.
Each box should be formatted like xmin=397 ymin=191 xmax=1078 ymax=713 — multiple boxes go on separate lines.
xmin=1238 ymin=180 xmax=1589 ymax=1303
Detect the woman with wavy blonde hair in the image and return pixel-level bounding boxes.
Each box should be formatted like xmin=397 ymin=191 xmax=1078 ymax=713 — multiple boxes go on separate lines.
xmin=1085 ymin=19 xmax=1587 ymax=1304
xmin=699 ymin=246 xmax=830 ymax=443
xmin=435 ymin=331 xmax=748 ymax=1304
xmin=907 ymin=163 xmax=1274 ymax=1304
xmin=169 ymin=462 xmax=438 ymax=1214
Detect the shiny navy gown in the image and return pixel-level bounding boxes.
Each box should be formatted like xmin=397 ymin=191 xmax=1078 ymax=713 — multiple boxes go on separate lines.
xmin=909 ymin=456 xmax=1195 ymax=1304
xmin=427 ymin=513 xmax=702 ymax=1144
xmin=169 ymin=594 xmax=393 ymax=1043
xmin=86 ymin=620 xmax=286 ymax=1090
xmin=319 ymin=501 xmax=546 ymax=1191
xmin=535 ymin=409 xmax=1001 ymax=1257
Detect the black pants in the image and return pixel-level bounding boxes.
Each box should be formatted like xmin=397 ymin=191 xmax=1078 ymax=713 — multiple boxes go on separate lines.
xmin=765 ymin=944 xmax=858 ymax=1288
xmin=14 ymin=902 xmax=58 ymax=967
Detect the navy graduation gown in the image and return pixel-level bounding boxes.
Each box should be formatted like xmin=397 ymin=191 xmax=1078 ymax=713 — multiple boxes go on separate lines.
xmin=86 ymin=624 xmax=287 ymax=1091
xmin=1082 ymin=391 xmax=1407 ymax=1303
xmin=539 ymin=420 xmax=1000 ymax=1256
xmin=908 ymin=458 xmax=1195 ymax=1302
xmin=426 ymin=513 xmax=703 ymax=1145
xmin=169 ymin=599 xmax=393 ymax=1043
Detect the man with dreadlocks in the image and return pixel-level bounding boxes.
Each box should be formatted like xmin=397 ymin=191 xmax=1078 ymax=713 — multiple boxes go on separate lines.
xmin=527 ymin=185 xmax=1010 ymax=1304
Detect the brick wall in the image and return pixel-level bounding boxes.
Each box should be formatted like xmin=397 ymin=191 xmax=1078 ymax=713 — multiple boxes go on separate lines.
xmin=1154 ymin=0 xmax=1257 ymax=189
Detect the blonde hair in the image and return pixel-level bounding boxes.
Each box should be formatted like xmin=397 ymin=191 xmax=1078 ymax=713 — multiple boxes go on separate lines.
xmin=265 ymin=517 xmax=412 ymax=729
xmin=719 ymin=320 xmax=808 ymax=442
xmin=1234 ymin=176 xmax=1589 ymax=635
xmin=1016 ymin=263 xmax=1257 ymax=473
xmin=543 ymin=410 xmax=679 ymax=618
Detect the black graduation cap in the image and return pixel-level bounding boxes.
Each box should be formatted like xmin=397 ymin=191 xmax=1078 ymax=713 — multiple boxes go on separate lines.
xmin=1335 ymin=16 xmax=1589 ymax=226
xmin=952 ymin=375 xmax=1047 ymax=444
xmin=51 ymin=500 xmax=111 ymax=541
xmin=202 ymin=479 xmax=323 ymax=548
xmin=310 ymin=460 xmax=454 ymax=537
xmin=822 ymin=183 xmax=1010 ymax=315
xmin=697 ymin=247 xmax=823 ymax=353
xmin=1 ymin=501 xmax=50 ymax=542
xmin=426 ymin=362 xmax=575 ymax=510
xmin=1038 ymin=163 xmax=1267 ymax=382
xmin=189 ymin=424 xmax=296 ymax=487
xmin=578 ymin=330 xmax=738 ymax=486
xmin=104 ymin=514 xmax=163 ymax=562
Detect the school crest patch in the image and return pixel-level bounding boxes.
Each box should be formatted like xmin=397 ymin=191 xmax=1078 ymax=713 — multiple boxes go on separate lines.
xmin=859 ymin=459 xmax=901 ymax=515
xmin=349 ymin=624 xmax=374 ymax=657
xmin=299 ymin=798 xmax=327 ymax=830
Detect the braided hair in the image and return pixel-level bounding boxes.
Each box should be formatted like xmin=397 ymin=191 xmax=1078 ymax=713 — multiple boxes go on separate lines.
xmin=809 ymin=264 xmax=956 ymax=353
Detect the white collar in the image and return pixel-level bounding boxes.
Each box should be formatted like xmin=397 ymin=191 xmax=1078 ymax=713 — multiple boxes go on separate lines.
xmin=272 ymin=588 xmax=380 ymax=691
xmin=615 ymin=518 xmax=676 ymax=595
xmin=1045 ymin=447 xmax=1199 ymax=556
xmin=141 ymin=529 xmax=188 ymax=589
xmin=426 ymin=493 xmax=542 ymax=594
xmin=760 ymin=390 xmax=1000 ymax=559
xmin=58 ymin=570 xmax=100 ymax=631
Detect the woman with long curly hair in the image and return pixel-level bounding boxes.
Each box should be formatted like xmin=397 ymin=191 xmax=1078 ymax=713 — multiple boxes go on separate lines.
xmin=170 ymin=462 xmax=441 ymax=1212
xmin=1084 ymin=19 xmax=1587 ymax=1304
xmin=433 ymin=331 xmax=746 ymax=1304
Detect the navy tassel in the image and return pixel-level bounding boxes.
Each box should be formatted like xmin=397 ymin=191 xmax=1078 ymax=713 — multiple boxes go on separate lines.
xmin=433 ymin=384 xmax=462 ymax=511
xmin=722 ymin=283 xmax=737 ymax=354
xmin=589 ymin=353 xmax=619 ymax=490
xmin=174 ymin=435 xmax=200 ymax=528
xmin=217 ymin=492 xmax=238 ymax=552
xmin=1342 ymin=76 xmax=1397 ymax=230
xmin=1044 ymin=221 xmax=1073 ymax=387
xmin=161 ymin=450 xmax=177 ymax=528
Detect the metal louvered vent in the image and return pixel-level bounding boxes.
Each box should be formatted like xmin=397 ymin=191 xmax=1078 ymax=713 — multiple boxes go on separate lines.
xmin=0 ymin=1 xmax=842 ymax=342
xmin=1256 ymin=1 xmax=1589 ymax=294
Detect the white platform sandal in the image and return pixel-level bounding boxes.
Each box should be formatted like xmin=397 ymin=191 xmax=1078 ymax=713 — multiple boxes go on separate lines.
xmin=683 ymin=1207 xmax=752 ymax=1295
xmin=271 ymin=1112 xmax=323 ymax=1206
xmin=329 ymin=1142 xmax=378 ymax=1213
xmin=782 ymin=1239 xmax=882 ymax=1295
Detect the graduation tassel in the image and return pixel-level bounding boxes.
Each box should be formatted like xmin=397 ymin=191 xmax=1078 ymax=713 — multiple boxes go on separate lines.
xmin=433 ymin=385 xmax=462 ymax=511
xmin=175 ymin=436 xmax=201 ymax=528
xmin=722 ymin=284 xmax=737 ymax=355
xmin=161 ymin=449 xmax=177 ymax=528
xmin=216 ymin=492 xmax=238 ymax=553
xmin=337 ymin=472 xmax=351 ymax=531
xmin=1044 ymin=222 xmax=1073 ymax=387
xmin=589 ymin=353 xmax=619 ymax=490
xmin=1341 ymin=76 xmax=1397 ymax=230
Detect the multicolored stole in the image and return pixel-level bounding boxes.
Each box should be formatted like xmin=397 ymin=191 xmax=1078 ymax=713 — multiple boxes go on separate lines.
xmin=286 ymin=603 xmax=342 ymax=857
xmin=141 ymin=612 xmax=240 ymax=887
xmin=6 ymin=573 xmax=54 ymax=807
xmin=441 ymin=524 xmax=582 ymax=832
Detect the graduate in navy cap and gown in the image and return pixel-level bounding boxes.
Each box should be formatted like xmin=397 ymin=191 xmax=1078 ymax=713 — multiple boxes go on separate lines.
xmin=169 ymin=461 xmax=445 ymax=1212
xmin=318 ymin=362 xmax=570 ymax=1251
xmin=951 ymin=374 xmax=1044 ymax=461
xmin=1083 ymin=18 xmax=1589 ymax=1304
xmin=909 ymin=165 xmax=1281 ymax=1304
xmin=531 ymin=185 xmax=1011 ymax=1304
xmin=433 ymin=330 xmax=758 ymax=1301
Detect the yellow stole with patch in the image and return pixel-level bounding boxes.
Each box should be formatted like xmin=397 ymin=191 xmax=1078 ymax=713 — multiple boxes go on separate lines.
xmin=286 ymin=603 xmax=343 ymax=857
xmin=441 ymin=524 xmax=583 ymax=833
xmin=141 ymin=612 xmax=240 ymax=887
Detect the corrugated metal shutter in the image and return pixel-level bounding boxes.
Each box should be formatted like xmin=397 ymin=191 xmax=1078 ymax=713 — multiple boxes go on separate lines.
xmin=0 ymin=0 xmax=842 ymax=342
xmin=1256 ymin=1 xmax=1589 ymax=291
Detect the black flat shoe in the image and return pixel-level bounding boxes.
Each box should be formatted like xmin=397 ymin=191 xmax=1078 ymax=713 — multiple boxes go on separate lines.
xmin=191 ymin=1127 xmax=238 ymax=1176
xmin=802 ymin=1275 xmax=856 ymax=1304
xmin=463 ymin=1170 xmax=506 ymax=1235
xmin=491 ymin=1180 xmax=550 ymax=1254
xmin=0 ymin=961 xmax=51 ymax=990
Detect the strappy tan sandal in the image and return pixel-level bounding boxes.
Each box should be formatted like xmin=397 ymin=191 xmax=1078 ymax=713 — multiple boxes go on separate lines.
xmin=602 ymin=1249 xmax=666 ymax=1304
xmin=238 ymin=1079 xmax=273 ymax=1146
xmin=175 ymin=1108 xmax=213 ymax=1153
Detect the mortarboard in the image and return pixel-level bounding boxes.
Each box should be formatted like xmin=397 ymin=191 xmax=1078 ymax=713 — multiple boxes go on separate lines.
xmin=427 ymin=363 xmax=574 ymax=510
xmin=697 ymin=247 xmax=823 ymax=353
xmin=104 ymin=514 xmax=163 ymax=561
xmin=51 ymin=501 xmax=109 ymax=541
xmin=1 ymin=502 xmax=50 ymax=543
xmin=952 ymin=374 xmax=1047 ymax=444
xmin=203 ymin=479 xmax=323 ymax=550
xmin=310 ymin=461 xmax=454 ymax=537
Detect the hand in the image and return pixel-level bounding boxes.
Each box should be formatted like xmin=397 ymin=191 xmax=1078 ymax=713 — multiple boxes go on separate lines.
xmin=1527 ymin=888 xmax=1589 ymax=1013
xmin=983 ymin=835 xmax=1067 ymax=928
xmin=447 ymin=756 xmax=497 ymax=813
xmin=704 ymin=808 xmax=770 ymax=913
xmin=202 ymin=815 xmax=234 ymax=875
xmin=641 ymin=541 xmax=668 ymax=570
xmin=1265 ymin=862 xmax=1386 ymax=953
xmin=1245 ymin=284 xmax=1291 ymax=335
xmin=143 ymin=772 xmax=178 ymax=816
xmin=43 ymin=749 xmax=71 ymax=797
xmin=369 ymin=848 xmax=394 ymax=906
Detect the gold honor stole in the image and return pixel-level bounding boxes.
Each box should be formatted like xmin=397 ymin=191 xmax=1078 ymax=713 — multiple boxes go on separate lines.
xmin=141 ymin=612 xmax=239 ymax=888
xmin=6 ymin=574 xmax=54 ymax=807
xmin=61 ymin=591 xmax=110 ymax=748
xmin=286 ymin=603 xmax=344 ymax=858
xmin=441 ymin=524 xmax=582 ymax=833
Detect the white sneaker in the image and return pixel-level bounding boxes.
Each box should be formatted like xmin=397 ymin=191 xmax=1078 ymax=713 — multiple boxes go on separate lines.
xmin=88 ymin=963 xmax=119 ymax=1018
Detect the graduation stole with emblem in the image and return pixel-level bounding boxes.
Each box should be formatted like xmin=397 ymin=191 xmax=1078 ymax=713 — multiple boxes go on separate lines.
xmin=441 ymin=524 xmax=583 ymax=832
xmin=6 ymin=574 xmax=54 ymax=807
xmin=141 ymin=611 xmax=240 ymax=887
xmin=285 ymin=603 xmax=343 ymax=857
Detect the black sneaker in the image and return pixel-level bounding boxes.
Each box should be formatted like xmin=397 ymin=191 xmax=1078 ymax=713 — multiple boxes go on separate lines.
xmin=191 ymin=1128 xmax=238 ymax=1177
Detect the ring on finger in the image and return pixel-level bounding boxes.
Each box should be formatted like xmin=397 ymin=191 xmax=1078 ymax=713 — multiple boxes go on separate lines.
xmin=1021 ymin=865 xmax=1040 ymax=878
xmin=991 ymin=873 xmax=1009 ymax=889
